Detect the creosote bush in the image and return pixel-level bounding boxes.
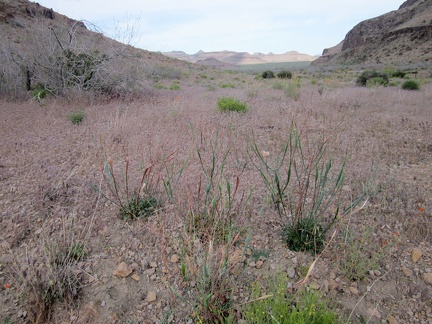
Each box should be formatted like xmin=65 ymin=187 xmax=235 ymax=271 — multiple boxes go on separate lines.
xmin=356 ymin=70 xmax=389 ymax=86
xmin=401 ymin=80 xmax=420 ymax=90
xmin=217 ymin=97 xmax=247 ymax=113
xmin=277 ymin=70 xmax=293 ymax=79
xmin=262 ymin=70 xmax=275 ymax=79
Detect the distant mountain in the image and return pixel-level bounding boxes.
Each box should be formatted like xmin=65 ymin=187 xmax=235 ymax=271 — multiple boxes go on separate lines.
xmin=314 ymin=0 xmax=432 ymax=65
xmin=164 ymin=50 xmax=317 ymax=65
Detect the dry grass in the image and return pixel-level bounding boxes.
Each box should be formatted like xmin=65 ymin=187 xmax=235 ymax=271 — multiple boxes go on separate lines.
xmin=0 ymin=73 xmax=431 ymax=322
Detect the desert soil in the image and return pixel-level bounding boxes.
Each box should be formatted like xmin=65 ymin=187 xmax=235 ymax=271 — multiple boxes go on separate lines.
xmin=1 ymin=77 xmax=431 ymax=323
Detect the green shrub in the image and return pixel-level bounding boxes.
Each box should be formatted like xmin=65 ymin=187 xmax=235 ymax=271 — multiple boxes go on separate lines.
xmin=217 ymin=97 xmax=247 ymax=113
xmin=402 ymin=80 xmax=420 ymax=90
xmin=356 ymin=70 xmax=388 ymax=86
xmin=392 ymin=70 xmax=406 ymax=78
xmin=68 ymin=111 xmax=85 ymax=125
xmin=262 ymin=70 xmax=275 ymax=79
xmin=243 ymin=274 xmax=339 ymax=323
xmin=277 ymin=70 xmax=293 ymax=79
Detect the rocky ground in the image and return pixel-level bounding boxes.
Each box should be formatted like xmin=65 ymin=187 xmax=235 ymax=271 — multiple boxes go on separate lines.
xmin=0 ymin=74 xmax=431 ymax=323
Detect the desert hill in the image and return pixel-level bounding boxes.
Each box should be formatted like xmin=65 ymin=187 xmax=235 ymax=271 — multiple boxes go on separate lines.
xmin=314 ymin=0 xmax=432 ymax=65
xmin=0 ymin=0 xmax=190 ymax=99
xmin=164 ymin=50 xmax=317 ymax=65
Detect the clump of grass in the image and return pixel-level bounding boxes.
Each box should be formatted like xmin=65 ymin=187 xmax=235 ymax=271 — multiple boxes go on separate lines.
xmin=401 ymin=80 xmax=420 ymax=90
xmin=119 ymin=196 xmax=160 ymax=220
xmin=100 ymin=158 xmax=163 ymax=221
xmin=217 ymin=97 xmax=247 ymax=113
xmin=248 ymin=126 xmax=352 ymax=254
xmin=337 ymin=226 xmax=384 ymax=281
xmin=243 ymin=274 xmax=339 ymax=323
xmin=68 ymin=111 xmax=85 ymax=125
xmin=13 ymin=233 xmax=86 ymax=323
xmin=171 ymin=127 xmax=251 ymax=322
xmin=272 ymin=80 xmax=301 ymax=100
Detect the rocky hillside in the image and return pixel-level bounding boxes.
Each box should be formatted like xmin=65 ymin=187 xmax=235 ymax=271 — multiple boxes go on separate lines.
xmin=0 ymin=0 xmax=189 ymax=99
xmin=165 ymin=50 xmax=317 ymax=65
xmin=314 ymin=0 xmax=432 ymax=65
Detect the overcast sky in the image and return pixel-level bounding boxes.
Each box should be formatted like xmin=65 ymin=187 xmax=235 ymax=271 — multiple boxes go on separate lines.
xmin=35 ymin=0 xmax=402 ymax=55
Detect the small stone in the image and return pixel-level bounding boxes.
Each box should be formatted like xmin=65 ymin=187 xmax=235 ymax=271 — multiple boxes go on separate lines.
xmin=329 ymin=279 xmax=338 ymax=291
xmin=145 ymin=267 xmax=156 ymax=275
xmin=150 ymin=261 xmax=158 ymax=268
xmin=170 ymin=254 xmax=180 ymax=263
xmin=387 ymin=315 xmax=398 ymax=324
xmin=422 ymin=273 xmax=432 ymax=286
xmin=249 ymin=261 xmax=256 ymax=268
xmin=412 ymin=248 xmax=423 ymax=263
xmin=113 ymin=262 xmax=133 ymax=278
xmin=131 ymin=273 xmax=140 ymax=282
xmin=402 ymin=266 xmax=413 ymax=277
xmin=256 ymin=260 xmax=264 ymax=269
xmin=288 ymin=268 xmax=296 ymax=279
xmin=322 ymin=279 xmax=329 ymax=293
xmin=146 ymin=291 xmax=157 ymax=302
xmin=348 ymin=287 xmax=359 ymax=295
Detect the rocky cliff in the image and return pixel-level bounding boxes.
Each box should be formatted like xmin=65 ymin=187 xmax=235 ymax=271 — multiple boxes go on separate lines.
xmin=314 ymin=0 xmax=432 ymax=65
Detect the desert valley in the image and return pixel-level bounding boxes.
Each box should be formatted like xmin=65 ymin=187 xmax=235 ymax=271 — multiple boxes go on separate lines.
xmin=0 ymin=0 xmax=432 ymax=323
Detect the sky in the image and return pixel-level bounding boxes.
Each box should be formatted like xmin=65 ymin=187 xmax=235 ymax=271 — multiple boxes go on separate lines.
xmin=35 ymin=0 xmax=403 ymax=56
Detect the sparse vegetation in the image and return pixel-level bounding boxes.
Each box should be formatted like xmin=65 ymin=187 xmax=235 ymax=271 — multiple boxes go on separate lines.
xmin=2 ymin=4 xmax=432 ymax=323
xmin=217 ymin=96 xmax=247 ymax=112
xmin=402 ymin=79 xmax=420 ymax=90
xmin=243 ymin=274 xmax=339 ymax=323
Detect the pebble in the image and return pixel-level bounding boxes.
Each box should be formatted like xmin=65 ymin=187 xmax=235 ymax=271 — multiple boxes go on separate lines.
xmin=256 ymin=260 xmax=264 ymax=269
xmin=170 ymin=254 xmax=180 ymax=263
xmin=150 ymin=261 xmax=158 ymax=268
xmin=412 ymin=248 xmax=423 ymax=263
xmin=387 ymin=315 xmax=399 ymax=324
xmin=348 ymin=286 xmax=359 ymax=295
xmin=146 ymin=291 xmax=157 ymax=302
xmin=113 ymin=262 xmax=133 ymax=278
xmin=131 ymin=273 xmax=140 ymax=282
xmin=402 ymin=266 xmax=413 ymax=277
xmin=422 ymin=273 xmax=432 ymax=286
